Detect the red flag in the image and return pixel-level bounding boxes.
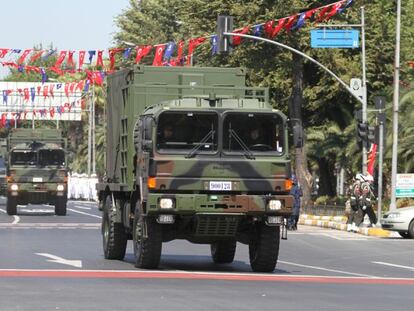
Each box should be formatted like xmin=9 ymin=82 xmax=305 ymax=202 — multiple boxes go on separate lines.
xmin=233 ymin=26 xmax=250 ymax=46
xmin=324 ymin=3 xmax=343 ymax=21
xmin=152 ymin=45 xmax=166 ymax=66
xmin=69 ymin=82 xmax=76 ymax=94
xmin=0 ymin=48 xmax=10 ymax=58
xmin=272 ymin=18 xmax=287 ymax=37
xmin=49 ymin=107 xmax=55 ymax=118
xmin=109 ymin=48 xmax=124 ymax=70
xmin=78 ymin=51 xmax=86 ymax=69
xmin=76 ymin=80 xmax=85 ymax=92
xmin=264 ymin=20 xmax=274 ymax=38
xmin=67 ymin=51 xmax=75 ymax=68
xmin=23 ymin=88 xmax=30 ymax=102
xmin=317 ymin=6 xmax=332 ymax=22
xmin=54 ymin=51 xmax=67 ymax=69
xmin=187 ymin=37 xmax=206 ymax=65
xmin=367 ymin=143 xmax=378 ymax=176
xmin=135 ymin=45 xmax=152 ymax=64
xmin=64 ymin=83 xmax=70 ymax=98
xmin=284 ymin=15 xmax=298 ymax=31
xmin=49 ymin=84 xmax=55 ymax=98
xmin=23 ymin=110 xmax=28 ymax=120
xmin=29 ymin=50 xmax=44 ymax=63
xmin=96 ymin=50 xmax=104 ymax=67
xmin=43 ymin=86 xmax=49 ymax=98
xmin=17 ymin=49 xmax=32 ymax=64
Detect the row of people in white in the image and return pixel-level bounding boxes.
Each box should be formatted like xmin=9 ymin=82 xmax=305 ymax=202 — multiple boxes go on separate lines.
xmin=67 ymin=173 xmax=98 ymax=201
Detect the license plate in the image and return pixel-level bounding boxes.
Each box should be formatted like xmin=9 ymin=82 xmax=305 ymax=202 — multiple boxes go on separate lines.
xmin=209 ymin=181 xmax=232 ymax=191
xmin=33 ymin=177 xmax=43 ymax=182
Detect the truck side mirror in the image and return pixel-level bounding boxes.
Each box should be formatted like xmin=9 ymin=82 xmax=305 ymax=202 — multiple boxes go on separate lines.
xmin=293 ymin=124 xmax=304 ymax=148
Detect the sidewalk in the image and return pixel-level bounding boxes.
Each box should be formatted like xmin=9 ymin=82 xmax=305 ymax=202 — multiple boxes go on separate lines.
xmin=298 ymin=214 xmax=399 ymax=238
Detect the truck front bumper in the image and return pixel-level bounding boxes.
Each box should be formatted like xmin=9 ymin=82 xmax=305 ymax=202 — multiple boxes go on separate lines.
xmin=7 ymin=183 xmax=67 ymax=204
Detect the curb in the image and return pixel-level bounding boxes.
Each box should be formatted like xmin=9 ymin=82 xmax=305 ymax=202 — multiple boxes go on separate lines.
xmin=298 ymin=214 xmax=396 ymax=238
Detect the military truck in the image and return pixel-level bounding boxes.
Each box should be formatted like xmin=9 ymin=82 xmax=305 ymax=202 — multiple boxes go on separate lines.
xmin=6 ymin=129 xmax=68 ymax=216
xmin=0 ymin=138 xmax=7 ymax=195
xmin=97 ymin=66 xmax=301 ymax=272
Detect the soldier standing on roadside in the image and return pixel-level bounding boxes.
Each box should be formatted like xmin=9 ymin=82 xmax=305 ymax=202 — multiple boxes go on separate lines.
xmin=288 ymin=175 xmax=303 ymax=230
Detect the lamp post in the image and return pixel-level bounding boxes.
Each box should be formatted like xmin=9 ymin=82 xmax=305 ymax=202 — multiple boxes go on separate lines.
xmin=390 ymin=0 xmax=402 ymax=212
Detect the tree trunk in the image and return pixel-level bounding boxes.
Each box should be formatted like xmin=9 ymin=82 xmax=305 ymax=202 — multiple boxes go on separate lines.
xmin=290 ymin=52 xmax=313 ymax=208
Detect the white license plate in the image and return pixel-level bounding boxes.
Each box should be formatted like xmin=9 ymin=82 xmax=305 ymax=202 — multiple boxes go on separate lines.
xmin=33 ymin=177 xmax=43 ymax=182
xmin=209 ymin=181 xmax=232 ymax=191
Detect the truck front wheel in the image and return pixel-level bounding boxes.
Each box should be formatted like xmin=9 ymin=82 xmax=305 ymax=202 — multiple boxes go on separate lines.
xmin=249 ymin=224 xmax=280 ymax=272
xmin=55 ymin=198 xmax=67 ymax=216
xmin=6 ymin=196 xmax=17 ymax=215
xmin=133 ymin=207 xmax=162 ymax=269
xmin=211 ymin=241 xmax=237 ymax=264
xmin=102 ymin=195 xmax=128 ymax=260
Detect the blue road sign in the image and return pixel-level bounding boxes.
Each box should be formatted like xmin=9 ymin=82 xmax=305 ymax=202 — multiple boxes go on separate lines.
xmin=311 ymin=29 xmax=359 ymax=48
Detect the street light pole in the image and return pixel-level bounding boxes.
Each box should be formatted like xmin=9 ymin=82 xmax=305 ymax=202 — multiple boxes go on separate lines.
xmin=361 ymin=6 xmax=368 ymax=175
xmin=390 ymin=0 xmax=402 ymax=212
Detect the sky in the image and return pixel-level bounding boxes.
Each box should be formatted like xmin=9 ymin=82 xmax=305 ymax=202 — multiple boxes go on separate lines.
xmin=0 ymin=0 xmax=130 ymax=78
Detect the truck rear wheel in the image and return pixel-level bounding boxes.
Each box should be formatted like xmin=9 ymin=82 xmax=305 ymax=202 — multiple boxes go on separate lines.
xmin=133 ymin=207 xmax=162 ymax=269
xmin=55 ymin=198 xmax=67 ymax=216
xmin=102 ymin=195 xmax=128 ymax=260
xmin=6 ymin=197 xmax=17 ymax=215
xmin=211 ymin=241 xmax=237 ymax=264
xmin=249 ymin=224 xmax=280 ymax=272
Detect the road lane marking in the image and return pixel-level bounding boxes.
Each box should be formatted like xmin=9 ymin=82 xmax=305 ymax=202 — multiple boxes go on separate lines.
xmin=74 ymin=206 xmax=92 ymax=210
xmin=0 ymin=269 xmax=413 ymax=284
xmin=0 ymin=223 xmax=100 ymax=230
xmin=12 ymin=216 xmax=20 ymax=224
xmin=67 ymin=208 xmax=102 ymax=219
xmin=278 ymin=260 xmax=377 ymax=278
xmin=35 ymin=253 xmax=82 ymax=268
xmin=0 ymin=208 xmax=6 ymax=213
xmin=372 ymin=261 xmax=414 ymax=272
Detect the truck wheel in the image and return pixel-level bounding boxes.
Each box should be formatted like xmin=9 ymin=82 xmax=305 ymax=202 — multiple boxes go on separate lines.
xmin=249 ymin=224 xmax=280 ymax=272
xmin=133 ymin=207 xmax=162 ymax=269
xmin=55 ymin=198 xmax=67 ymax=216
xmin=102 ymin=195 xmax=128 ymax=260
xmin=6 ymin=197 xmax=17 ymax=215
xmin=211 ymin=241 xmax=237 ymax=264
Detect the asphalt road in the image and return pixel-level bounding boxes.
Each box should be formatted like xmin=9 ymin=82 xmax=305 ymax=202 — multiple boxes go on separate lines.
xmin=1 ymin=198 xmax=414 ymax=311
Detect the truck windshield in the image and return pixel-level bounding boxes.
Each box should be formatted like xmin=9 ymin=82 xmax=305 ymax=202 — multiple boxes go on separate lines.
xmin=11 ymin=151 xmax=37 ymax=166
xmin=38 ymin=149 xmax=65 ymax=167
xmin=223 ymin=113 xmax=285 ymax=154
xmin=157 ymin=112 xmax=218 ymax=152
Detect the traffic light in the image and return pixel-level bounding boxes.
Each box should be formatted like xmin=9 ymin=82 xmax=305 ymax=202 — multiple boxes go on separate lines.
xmin=357 ymin=122 xmax=368 ymax=142
xmin=216 ymin=15 xmax=234 ymax=54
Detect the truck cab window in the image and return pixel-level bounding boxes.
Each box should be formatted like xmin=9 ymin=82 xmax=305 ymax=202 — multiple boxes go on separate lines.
xmin=223 ymin=113 xmax=285 ymax=154
xmin=157 ymin=112 xmax=218 ymax=152
xmin=38 ymin=150 xmax=65 ymax=167
xmin=11 ymin=151 xmax=37 ymax=166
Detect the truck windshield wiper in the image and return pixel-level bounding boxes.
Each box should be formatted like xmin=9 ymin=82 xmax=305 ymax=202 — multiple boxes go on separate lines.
xmin=228 ymin=129 xmax=255 ymax=160
xmin=185 ymin=130 xmax=215 ymax=158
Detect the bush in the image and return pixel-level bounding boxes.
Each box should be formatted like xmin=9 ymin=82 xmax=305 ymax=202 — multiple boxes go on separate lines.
xmin=314 ymin=195 xmax=330 ymax=205
xmin=396 ymin=198 xmax=414 ymax=209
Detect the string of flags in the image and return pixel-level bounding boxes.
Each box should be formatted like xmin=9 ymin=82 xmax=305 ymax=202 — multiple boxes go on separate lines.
xmin=0 ymin=0 xmax=353 ymax=79
xmin=1 ymin=80 xmax=89 ymax=105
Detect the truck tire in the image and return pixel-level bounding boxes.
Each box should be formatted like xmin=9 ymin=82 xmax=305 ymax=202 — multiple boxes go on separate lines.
xmin=6 ymin=197 xmax=17 ymax=215
xmin=211 ymin=241 xmax=237 ymax=264
xmin=133 ymin=207 xmax=162 ymax=269
xmin=102 ymin=195 xmax=128 ymax=260
xmin=55 ymin=198 xmax=67 ymax=216
xmin=249 ymin=224 xmax=280 ymax=272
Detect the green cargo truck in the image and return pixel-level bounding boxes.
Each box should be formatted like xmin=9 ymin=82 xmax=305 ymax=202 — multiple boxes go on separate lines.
xmin=97 ymin=66 xmax=301 ymax=272
xmin=6 ymin=129 xmax=68 ymax=216
xmin=0 ymin=138 xmax=7 ymax=195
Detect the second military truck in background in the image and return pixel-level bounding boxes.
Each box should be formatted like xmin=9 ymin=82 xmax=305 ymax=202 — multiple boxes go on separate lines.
xmin=6 ymin=129 xmax=68 ymax=216
xmin=97 ymin=65 xmax=300 ymax=272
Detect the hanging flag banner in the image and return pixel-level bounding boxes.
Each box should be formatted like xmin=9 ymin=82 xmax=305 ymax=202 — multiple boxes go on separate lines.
xmin=0 ymin=82 xmax=83 ymax=121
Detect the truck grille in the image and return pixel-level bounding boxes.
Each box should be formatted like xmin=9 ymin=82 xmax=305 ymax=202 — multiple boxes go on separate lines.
xmin=195 ymin=215 xmax=239 ymax=237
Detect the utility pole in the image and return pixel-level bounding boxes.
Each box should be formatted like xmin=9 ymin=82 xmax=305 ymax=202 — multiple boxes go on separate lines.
xmin=390 ymin=0 xmax=402 ymax=212
xmin=361 ymin=7 xmax=368 ymax=175
xmin=87 ymin=88 xmax=92 ymax=177
xmin=92 ymin=83 xmax=96 ymax=175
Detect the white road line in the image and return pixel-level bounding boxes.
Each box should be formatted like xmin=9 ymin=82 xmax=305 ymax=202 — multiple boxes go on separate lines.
xmin=74 ymin=206 xmax=92 ymax=210
xmin=67 ymin=208 xmax=102 ymax=219
xmin=12 ymin=216 xmax=20 ymax=225
xmin=0 ymin=208 xmax=6 ymax=213
xmin=279 ymin=260 xmax=378 ymax=278
xmin=372 ymin=261 xmax=414 ymax=272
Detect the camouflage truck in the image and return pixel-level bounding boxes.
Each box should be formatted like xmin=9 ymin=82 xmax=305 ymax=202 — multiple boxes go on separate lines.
xmin=0 ymin=138 xmax=7 ymax=195
xmin=6 ymin=129 xmax=68 ymax=216
xmin=97 ymin=66 xmax=302 ymax=272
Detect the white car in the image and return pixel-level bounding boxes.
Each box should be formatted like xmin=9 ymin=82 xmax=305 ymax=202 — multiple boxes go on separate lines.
xmin=381 ymin=206 xmax=414 ymax=238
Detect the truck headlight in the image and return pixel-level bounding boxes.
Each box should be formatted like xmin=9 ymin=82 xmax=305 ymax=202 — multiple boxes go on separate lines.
xmin=268 ymin=200 xmax=282 ymax=211
xmin=159 ymin=198 xmax=174 ymax=209
xmin=10 ymin=184 xmax=19 ymax=191
xmin=57 ymin=184 xmax=65 ymax=191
